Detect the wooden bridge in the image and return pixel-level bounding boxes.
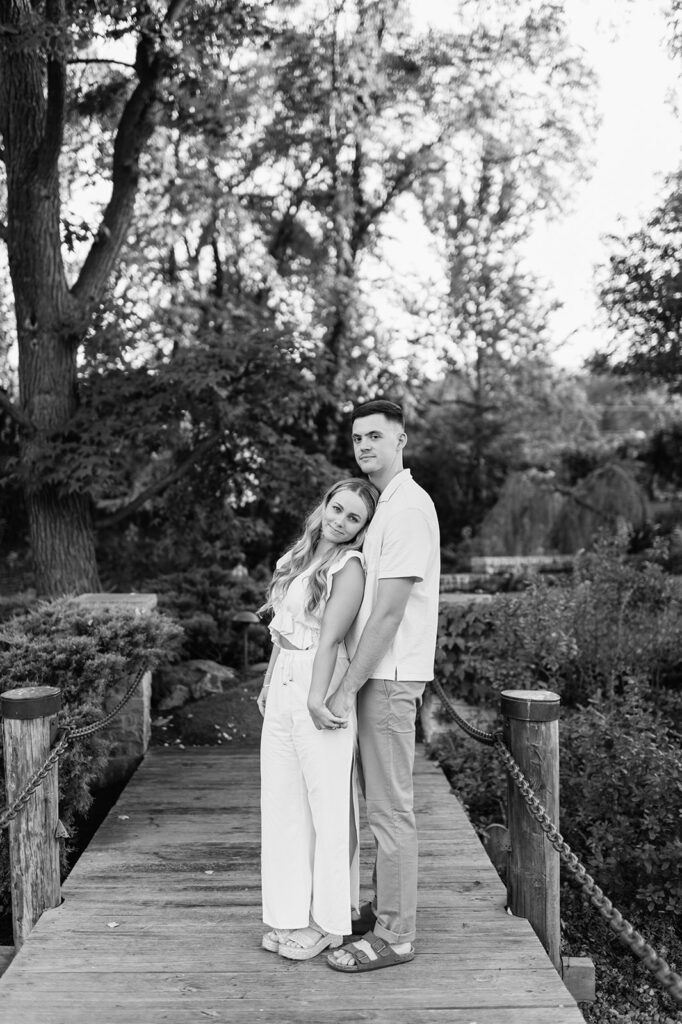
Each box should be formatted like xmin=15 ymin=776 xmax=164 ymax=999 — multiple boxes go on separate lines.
xmin=0 ymin=745 xmax=585 ymax=1023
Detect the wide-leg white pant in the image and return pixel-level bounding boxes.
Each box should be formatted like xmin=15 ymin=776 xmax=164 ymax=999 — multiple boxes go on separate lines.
xmin=260 ymin=646 xmax=358 ymax=936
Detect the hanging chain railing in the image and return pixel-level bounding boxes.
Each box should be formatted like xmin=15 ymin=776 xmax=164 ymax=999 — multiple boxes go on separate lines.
xmin=0 ymin=662 xmax=147 ymax=831
xmin=428 ymin=676 xmax=682 ymax=1006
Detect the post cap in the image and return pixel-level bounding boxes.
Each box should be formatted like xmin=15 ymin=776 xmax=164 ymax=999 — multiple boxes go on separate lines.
xmin=500 ymin=689 xmax=560 ymax=722
xmin=232 ymin=611 xmax=260 ymax=624
xmin=0 ymin=686 xmax=62 ymax=720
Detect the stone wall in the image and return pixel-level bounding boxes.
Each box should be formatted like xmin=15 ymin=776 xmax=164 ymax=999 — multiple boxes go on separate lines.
xmin=74 ymin=593 xmax=157 ymax=787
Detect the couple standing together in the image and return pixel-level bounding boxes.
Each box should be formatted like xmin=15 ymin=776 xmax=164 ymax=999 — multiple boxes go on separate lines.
xmin=257 ymin=400 xmax=440 ymax=972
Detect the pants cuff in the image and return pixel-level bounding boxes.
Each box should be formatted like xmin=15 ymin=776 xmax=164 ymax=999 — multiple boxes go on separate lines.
xmin=373 ymin=921 xmax=416 ymax=945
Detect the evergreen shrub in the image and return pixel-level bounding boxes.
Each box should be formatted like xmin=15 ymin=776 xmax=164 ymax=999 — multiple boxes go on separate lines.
xmin=0 ymin=598 xmax=182 ymax=926
xmin=147 ymin=565 xmax=270 ymax=668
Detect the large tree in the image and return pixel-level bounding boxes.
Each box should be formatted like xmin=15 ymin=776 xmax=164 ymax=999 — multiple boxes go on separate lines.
xmin=0 ymin=0 xmax=599 ymax=594
xmin=406 ymin=0 xmax=597 ymax=536
xmin=0 ymin=1 xmax=280 ymax=594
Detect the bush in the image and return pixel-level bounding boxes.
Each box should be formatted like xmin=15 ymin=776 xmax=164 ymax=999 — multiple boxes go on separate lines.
xmin=436 ymin=540 xmax=682 ymax=709
xmin=430 ymin=689 xmax=682 ymax=926
xmin=0 ymin=598 xmax=182 ymax=924
xmin=428 ymin=690 xmax=682 ymax=1021
xmin=436 ymin=591 xmax=576 ymax=707
xmin=145 ymin=565 xmax=270 ymax=667
xmin=431 ymin=540 xmax=682 ymax=1020
xmin=561 ymin=687 xmax=682 ymax=928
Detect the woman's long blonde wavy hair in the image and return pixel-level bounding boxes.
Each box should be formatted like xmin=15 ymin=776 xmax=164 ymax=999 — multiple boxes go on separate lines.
xmin=262 ymin=478 xmax=379 ymax=617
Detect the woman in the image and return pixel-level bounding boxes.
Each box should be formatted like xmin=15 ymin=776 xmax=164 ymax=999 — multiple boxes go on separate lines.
xmin=257 ymin=477 xmax=379 ymax=961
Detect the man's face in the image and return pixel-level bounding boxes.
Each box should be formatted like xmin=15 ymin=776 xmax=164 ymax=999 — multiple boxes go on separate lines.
xmin=352 ymin=413 xmax=404 ymax=476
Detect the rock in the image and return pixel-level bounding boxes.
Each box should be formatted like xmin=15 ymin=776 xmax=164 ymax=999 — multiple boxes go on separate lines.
xmin=154 ymin=659 xmax=239 ymax=707
xmin=184 ymin=659 xmax=238 ymax=699
xmin=157 ymin=683 xmax=191 ymax=711
xmin=189 ymin=674 xmax=225 ymax=701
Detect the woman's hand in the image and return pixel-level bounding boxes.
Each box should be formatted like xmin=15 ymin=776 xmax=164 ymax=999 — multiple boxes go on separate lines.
xmin=256 ymin=683 xmax=270 ymax=717
xmin=326 ymin=684 xmax=355 ymax=720
xmin=308 ymin=700 xmax=348 ymax=731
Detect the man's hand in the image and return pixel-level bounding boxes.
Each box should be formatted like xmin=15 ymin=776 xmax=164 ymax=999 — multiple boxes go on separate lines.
xmin=326 ymin=682 xmax=356 ymax=720
xmin=308 ymin=700 xmax=348 ymax=731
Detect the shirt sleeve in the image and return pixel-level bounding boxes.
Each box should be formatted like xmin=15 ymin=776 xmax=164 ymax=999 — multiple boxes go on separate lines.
xmin=378 ymin=508 xmax=435 ymax=582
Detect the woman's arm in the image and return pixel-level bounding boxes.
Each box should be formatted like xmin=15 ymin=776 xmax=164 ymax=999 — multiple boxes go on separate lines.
xmin=257 ymin=643 xmax=281 ymax=717
xmin=308 ymin=557 xmax=365 ymax=730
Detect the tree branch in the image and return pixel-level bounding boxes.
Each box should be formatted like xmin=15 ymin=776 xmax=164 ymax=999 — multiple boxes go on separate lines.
xmin=72 ymin=0 xmax=191 ymax=316
xmin=547 ymin=481 xmax=612 ymax=522
xmin=95 ymin=432 xmax=221 ymax=528
xmin=42 ymin=0 xmax=67 ymax=173
xmin=66 ymin=58 xmax=136 ymax=70
xmin=352 ymin=140 xmax=444 ymax=255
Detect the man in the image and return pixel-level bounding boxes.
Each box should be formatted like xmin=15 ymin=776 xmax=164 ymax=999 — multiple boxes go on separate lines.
xmin=326 ymin=399 xmax=440 ymax=973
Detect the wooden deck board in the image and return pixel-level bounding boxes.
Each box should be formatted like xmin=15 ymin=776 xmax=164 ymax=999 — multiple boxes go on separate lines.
xmin=0 ymin=745 xmax=585 ymax=1023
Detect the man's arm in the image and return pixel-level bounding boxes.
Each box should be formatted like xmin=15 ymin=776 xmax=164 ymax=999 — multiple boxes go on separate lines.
xmin=326 ymin=576 xmax=415 ymax=718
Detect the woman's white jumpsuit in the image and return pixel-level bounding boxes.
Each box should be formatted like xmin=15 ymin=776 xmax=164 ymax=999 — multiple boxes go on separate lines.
xmin=260 ymin=550 xmax=361 ymax=937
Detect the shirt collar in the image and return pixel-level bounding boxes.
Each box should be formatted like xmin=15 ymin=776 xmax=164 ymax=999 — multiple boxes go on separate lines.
xmin=378 ymin=468 xmax=412 ymax=503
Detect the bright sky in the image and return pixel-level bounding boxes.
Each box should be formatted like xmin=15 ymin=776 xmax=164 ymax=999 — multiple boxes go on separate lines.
xmin=412 ymin=0 xmax=682 ymax=369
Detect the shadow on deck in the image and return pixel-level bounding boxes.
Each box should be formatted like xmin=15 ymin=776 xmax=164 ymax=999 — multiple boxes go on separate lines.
xmin=0 ymin=745 xmax=585 ymax=1023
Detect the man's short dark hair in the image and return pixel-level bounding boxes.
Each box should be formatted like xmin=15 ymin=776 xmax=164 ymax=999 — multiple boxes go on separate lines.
xmin=352 ymin=399 xmax=404 ymax=429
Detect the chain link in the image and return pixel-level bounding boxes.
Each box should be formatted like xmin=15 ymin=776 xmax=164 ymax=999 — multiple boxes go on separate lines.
xmin=0 ymin=662 xmax=146 ymax=830
xmin=68 ymin=663 xmax=147 ymax=739
xmin=429 ymin=675 xmax=496 ymax=745
xmin=0 ymin=731 xmax=70 ymax=830
xmin=429 ymin=680 xmax=682 ymax=1006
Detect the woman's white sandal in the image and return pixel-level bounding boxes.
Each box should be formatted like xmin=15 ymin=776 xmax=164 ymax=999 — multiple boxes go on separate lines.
xmin=279 ymin=926 xmax=343 ymax=961
xmin=262 ymin=928 xmax=291 ymax=952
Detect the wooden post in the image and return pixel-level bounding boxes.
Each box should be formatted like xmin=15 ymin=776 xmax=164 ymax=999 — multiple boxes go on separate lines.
xmin=501 ymin=688 xmax=561 ymax=971
xmin=1 ymin=685 xmax=62 ymax=949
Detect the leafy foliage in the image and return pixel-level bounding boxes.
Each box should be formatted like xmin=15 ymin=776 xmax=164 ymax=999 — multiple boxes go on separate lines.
xmin=1 ymin=0 xmax=599 ymax=595
xmin=146 ymin=565 xmax=270 ymax=667
xmin=432 ymin=539 xmax=682 ymax=1020
xmin=599 ymin=171 xmax=682 ymax=389
xmin=0 ymin=598 xmax=183 ymax=922
xmin=436 ymin=540 xmax=682 ymax=708
xmin=430 ymin=689 xmax=682 ymax=1020
xmin=560 ymin=687 xmax=682 ymax=924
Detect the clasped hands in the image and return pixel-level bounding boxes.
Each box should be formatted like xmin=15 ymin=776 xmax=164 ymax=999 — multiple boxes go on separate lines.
xmin=308 ymin=685 xmax=354 ymax=732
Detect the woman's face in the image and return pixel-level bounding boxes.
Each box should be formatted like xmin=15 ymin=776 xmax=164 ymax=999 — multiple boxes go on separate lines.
xmin=320 ymin=489 xmax=370 ymax=546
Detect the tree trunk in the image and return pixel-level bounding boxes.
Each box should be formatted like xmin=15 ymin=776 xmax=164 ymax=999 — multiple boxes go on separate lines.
xmin=16 ymin=325 xmax=102 ymax=594
xmin=1 ymin=0 xmax=172 ymax=595
xmin=25 ymin=487 xmax=100 ymax=596
xmin=0 ymin=0 xmax=100 ymax=595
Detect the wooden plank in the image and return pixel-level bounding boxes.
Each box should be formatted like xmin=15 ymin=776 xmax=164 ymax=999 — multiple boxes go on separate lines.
xmin=0 ymin=964 xmax=581 ymax=1005
xmin=0 ymin=745 xmax=585 ymax=1024
xmin=4 ymin=1009 xmax=585 ymax=1024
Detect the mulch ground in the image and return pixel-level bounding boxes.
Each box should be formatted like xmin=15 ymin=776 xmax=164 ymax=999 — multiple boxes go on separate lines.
xmin=150 ymin=666 xmax=265 ymax=750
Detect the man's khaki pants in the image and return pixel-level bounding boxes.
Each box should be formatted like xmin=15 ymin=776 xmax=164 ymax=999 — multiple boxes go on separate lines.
xmin=356 ymin=676 xmax=426 ymax=945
